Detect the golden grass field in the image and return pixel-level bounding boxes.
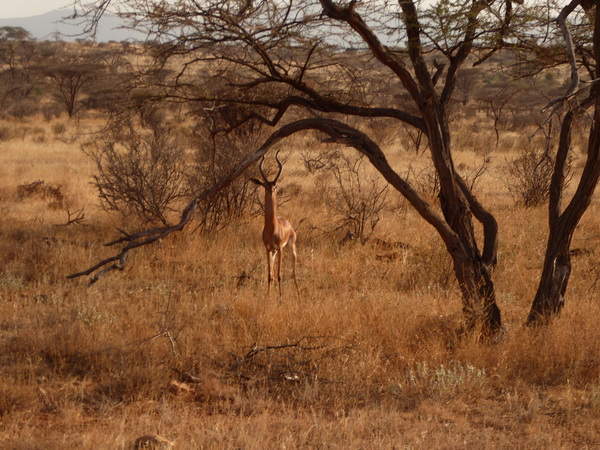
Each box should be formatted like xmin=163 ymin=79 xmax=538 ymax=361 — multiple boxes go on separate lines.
xmin=1 ymin=115 xmax=599 ymax=449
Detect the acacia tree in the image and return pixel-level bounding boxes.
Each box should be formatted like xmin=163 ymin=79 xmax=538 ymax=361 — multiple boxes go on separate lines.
xmin=73 ymin=1 xmax=600 ymax=336
xmin=0 ymin=27 xmax=37 ymax=112
xmin=42 ymin=49 xmax=104 ymax=117
xmin=71 ymin=0 xmax=522 ymax=336
xmin=526 ymin=0 xmax=600 ymax=325
xmin=0 ymin=27 xmax=35 ymax=81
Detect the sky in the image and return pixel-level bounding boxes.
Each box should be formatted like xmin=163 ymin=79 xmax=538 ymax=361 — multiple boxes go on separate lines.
xmin=0 ymin=0 xmax=438 ymax=19
xmin=0 ymin=1 xmax=74 ymax=19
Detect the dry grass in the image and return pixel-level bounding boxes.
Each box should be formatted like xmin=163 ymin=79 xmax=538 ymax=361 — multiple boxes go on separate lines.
xmin=1 ymin=115 xmax=599 ymax=449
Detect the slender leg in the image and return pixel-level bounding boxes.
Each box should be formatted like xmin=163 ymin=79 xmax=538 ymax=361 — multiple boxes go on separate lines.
xmin=266 ymin=248 xmax=275 ymax=295
xmin=277 ymin=247 xmax=283 ymax=298
xmin=289 ymin=230 xmax=299 ymax=295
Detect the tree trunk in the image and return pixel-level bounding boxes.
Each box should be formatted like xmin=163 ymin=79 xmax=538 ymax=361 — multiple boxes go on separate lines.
xmin=301 ymin=116 xmax=503 ymax=336
xmin=527 ymin=238 xmax=571 ymax=325
xmin=423 ymin=95 xmax=502 ymax=336
xmin=528 ymin=15 xmax=600 ymax=325
xmin=527 ymin=115 xmax=600 ymax=325
xmin=454 ymin=254 xmax=502 ymax=336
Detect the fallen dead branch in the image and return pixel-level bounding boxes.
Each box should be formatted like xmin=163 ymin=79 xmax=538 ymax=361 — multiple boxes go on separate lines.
xmin=227 ymin=336 xmax=355 ymax=384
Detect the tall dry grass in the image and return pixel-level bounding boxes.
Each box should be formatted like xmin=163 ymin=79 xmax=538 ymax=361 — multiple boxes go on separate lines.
xmin=0 ymin=115 xmax=599 ymax=448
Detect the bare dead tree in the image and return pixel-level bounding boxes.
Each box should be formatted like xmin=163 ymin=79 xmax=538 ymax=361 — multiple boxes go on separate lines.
xmin=61 ymin=208 xmax=86 ymax=227
xmin=326 ymin=152 xmax=389 ymax=242
xmin=481 ymin=88 xmax=519 ymax=148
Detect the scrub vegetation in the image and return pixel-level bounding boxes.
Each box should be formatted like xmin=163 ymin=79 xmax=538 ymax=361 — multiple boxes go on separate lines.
xmin=1 ymin=1 xmax=600 ymax=447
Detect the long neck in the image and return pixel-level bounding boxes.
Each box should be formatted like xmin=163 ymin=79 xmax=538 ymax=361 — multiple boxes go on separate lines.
xmin=264 ymin=189 xmax=279 ymax=231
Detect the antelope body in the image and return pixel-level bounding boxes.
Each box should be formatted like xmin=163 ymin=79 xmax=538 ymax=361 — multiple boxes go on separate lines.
xmin=250 ymin=152 xmax=299 ymax=296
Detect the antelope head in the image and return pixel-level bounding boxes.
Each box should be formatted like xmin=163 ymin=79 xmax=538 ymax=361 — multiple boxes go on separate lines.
xmin=250 ymin=151 xmax=283 ymax=192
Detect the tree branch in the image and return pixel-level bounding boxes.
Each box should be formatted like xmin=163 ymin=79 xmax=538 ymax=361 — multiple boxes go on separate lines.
xmin=70 ymin=0 xmax=114 ymax=37
xmin=542 ymin=0 xmax=581 ymax=112
xmin=320 ymin=0 xmax=422 ymax=103
xmin=441 ymin=0 xmax=487 ymax=106
xmin=68 ymin=116 xmax=454 ymax=285
xmin=455 ymin=176 xmax=498 ymax=271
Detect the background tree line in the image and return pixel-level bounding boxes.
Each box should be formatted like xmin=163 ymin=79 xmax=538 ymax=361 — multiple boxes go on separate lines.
xmin=0 ymin=26 xmax=133 ymax=119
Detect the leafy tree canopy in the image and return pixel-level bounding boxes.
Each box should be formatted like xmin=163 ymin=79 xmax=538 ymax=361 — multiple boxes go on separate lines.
xmin=0 ymin=26 xmax=32 ymax=41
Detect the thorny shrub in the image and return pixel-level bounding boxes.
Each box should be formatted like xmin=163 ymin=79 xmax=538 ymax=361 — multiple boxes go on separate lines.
xmin=301 ymin=146 xmax=389 ymax=241
xmin=85 ymin=101 xmax=269 ymax=230
xmin=504 ymin=146 xmax=567 ymax=208
xmin=84 ymin=113 xmax=189 ymax=225
xmin=405 ymin=162 xmax=440 ymax=204
xmin=17 ymin=180 xmax=65 ymax=209
xmin=327 ymin=151 xmax=389 ymax=241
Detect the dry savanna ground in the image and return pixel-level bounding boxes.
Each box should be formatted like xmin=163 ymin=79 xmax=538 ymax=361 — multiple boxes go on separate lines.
xmin=1 ymin=114 xmax=600 ymax=449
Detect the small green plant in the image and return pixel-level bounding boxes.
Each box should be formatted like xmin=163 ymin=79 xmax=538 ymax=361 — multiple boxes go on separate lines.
xmin=0 ymin=273 xmax=26 ymax=291
xmin=0 ymin=125 xmax=11 ymax=141
xmin=52 ymin=122 xmax=66 ymax=135
xmin=404 ymin=361 xmax=487 ymax=398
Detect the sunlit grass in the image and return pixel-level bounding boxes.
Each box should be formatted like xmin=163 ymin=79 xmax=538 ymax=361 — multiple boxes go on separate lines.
xmin=0 ymin=115 xmax=599 ymax=448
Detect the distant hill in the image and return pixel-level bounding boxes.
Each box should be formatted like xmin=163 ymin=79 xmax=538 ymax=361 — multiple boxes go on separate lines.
xmin=0 ymin=9 xmax=146 ymax=42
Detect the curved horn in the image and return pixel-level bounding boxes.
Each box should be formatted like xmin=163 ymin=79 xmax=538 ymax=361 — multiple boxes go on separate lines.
xmin=273 ymin=150 xmax=284 ymax=183
xmin=258 ymin=155 xmax=268 ymax=182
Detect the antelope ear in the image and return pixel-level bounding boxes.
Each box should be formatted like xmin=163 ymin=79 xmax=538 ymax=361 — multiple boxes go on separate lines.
xmin=249 ymin=178 xmax=263 ymax=186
